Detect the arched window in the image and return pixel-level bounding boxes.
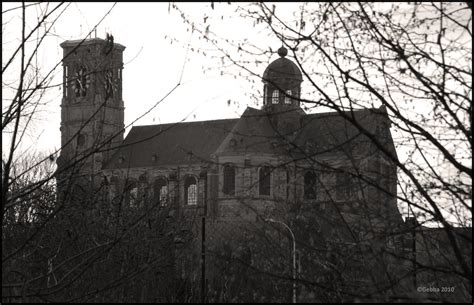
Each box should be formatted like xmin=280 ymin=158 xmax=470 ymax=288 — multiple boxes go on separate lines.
xmin=154 ymin=177 xmax=168 ymax=206
xmin=335 ymin=171 xmax=358 ymax=201
xmin=184 ymin=176 xmax=198 ymax=205
xmin=284 ymin=90 xmax=292 ymax=104
xmin=223 ymin=164 xmax=236 ymax=195
xmin=137 ymin=174 xmax=148 ymax=207
xmin=304 ymin=171 xmax=317 ymax=199
xmin=272 ymin=90 xmax=279 ymax=104
xmin=259 ymin=166 xmax=271 ymax=196
xmin=125 ymin=179 xmax=138 ymax=208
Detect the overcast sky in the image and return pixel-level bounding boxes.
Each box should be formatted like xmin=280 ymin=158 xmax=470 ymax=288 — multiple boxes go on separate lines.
xmin=2 ymin=2 xmax=294 ymax=154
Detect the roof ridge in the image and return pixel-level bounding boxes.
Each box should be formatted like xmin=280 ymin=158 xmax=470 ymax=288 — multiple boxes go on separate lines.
xmin=305 ymin=107 xmax=381 ymax=118
xmin=132 ymin=117 xmax=240 ymax=129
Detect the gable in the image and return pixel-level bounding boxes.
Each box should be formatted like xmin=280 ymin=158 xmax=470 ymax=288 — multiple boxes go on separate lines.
xmin=215 ymin=107 xmax=285 ymax=156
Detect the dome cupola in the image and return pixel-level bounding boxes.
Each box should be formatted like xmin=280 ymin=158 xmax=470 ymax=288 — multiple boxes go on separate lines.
xmin=262 ymin=46 xmax=303 ymax=109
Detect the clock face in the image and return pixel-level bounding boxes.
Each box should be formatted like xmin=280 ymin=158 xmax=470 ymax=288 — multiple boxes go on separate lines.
xmin=72 ymin=67 xmax=90 ymax=97
xmin=104 ymin=70 xmax=117 ymax=98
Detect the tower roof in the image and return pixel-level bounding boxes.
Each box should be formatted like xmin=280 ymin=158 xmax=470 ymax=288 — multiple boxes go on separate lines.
xmin=60 ymin=37 xmax=126 ymax=51
xmin=262 ymin=46 xmax=302 ymax=88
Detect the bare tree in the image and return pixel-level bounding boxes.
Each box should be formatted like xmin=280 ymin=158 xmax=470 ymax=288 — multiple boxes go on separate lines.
xmin=2 ymin=2 xmax=471 ymax=303
xmin=168 ymin=2 xmax=471 ymax=302
xmin=2 ymin=3 xmax=189 ymax=302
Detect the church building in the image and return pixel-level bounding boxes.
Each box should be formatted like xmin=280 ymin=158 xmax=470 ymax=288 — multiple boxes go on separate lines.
xmin=57 ymin=37 xmax=407 ymax=302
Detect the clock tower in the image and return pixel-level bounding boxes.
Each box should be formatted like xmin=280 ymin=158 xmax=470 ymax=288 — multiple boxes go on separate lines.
xmin=58 ymin=36 xmax=125 ymax=188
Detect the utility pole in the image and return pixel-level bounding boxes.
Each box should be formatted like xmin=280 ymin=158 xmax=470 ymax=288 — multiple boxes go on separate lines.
xmin=201 ymin=171 xmax=208 ymax=303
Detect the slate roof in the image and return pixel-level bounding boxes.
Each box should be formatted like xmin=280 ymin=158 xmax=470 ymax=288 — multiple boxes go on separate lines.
xmin=103 ymin=118 xmax=238 ymax=169
xmin=293 ymin=106 xmax=397 ymax=160
xmin=60 ymin=38 xmax=126 ymax=51
xmin=103 ymin=106 xmax=396 ymax=169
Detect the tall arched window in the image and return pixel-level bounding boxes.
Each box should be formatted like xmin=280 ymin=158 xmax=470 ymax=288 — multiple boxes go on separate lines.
xmin=259 ymin=166 xmax=271 ymax=196
xmin=272 ymin=90 xmax=279 ymax=104
xmin=284 ymin=90 xmax=292 ymax=104
xmin=304 ymin=171 xmax=317 ymax=199
xmin=335 ymin=171 xmax=358 ymax=201
xmin=223 ymin=164 xmax=236 ymax=195
xmin=137 ymin=174 xmax=148 ymax=207
xmin=153 ymin=177 xmax=168 ymax=206
xmin=125 ymin=179 xmax=138 ymax=208
xmin=184 ymin=176 xmax=198 ymax=205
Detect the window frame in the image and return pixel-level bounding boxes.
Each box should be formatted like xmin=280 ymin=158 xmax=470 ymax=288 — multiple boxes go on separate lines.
xmin=184 ymin=175 xmax=198 ymax=206
xmin=271 ymin=90 xmax=279 ymax=104
xmin=258 ymin=166 xmax=272 ymax=196
xmin=284 ymin=89 xmax=292 ymax=104
xmin=304 ymin=170 xmax=317 ymax=200
xmin=335 ymin=171 xmax=359 ymax=201
xmin=125 ymin=179 xmax=139 ymax=208
xmin=136 ymin=174 xmax=149 ymax=207
xmin=223 ymin=164 xmax=236 ymax=196
xmin=154 ymin=177 xmax=169 ymax=206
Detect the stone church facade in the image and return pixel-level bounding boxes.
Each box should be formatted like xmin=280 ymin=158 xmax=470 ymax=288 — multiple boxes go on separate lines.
xmin=57 ymin=37 xmax=410 ymax=302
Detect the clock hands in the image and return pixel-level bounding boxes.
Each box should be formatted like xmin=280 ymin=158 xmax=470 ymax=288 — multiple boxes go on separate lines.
xmin=104 ymin=70 xmax=116 ymax=99
xmin=73 ymin=68 xmax=90 ymax=97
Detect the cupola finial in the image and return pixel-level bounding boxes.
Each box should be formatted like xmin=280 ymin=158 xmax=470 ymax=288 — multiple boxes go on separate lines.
xmin=277 ymin=45 xmax=288 ymax=57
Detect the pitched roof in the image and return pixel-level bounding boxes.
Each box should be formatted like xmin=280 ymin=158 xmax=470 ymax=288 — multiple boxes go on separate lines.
xmin=293 ymin=107 xmax=397 ymax=160
xmin=103 ymin=106 xmax=397 ymax=169
xmin=103 ymin=118 xmax=238 ymax=169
